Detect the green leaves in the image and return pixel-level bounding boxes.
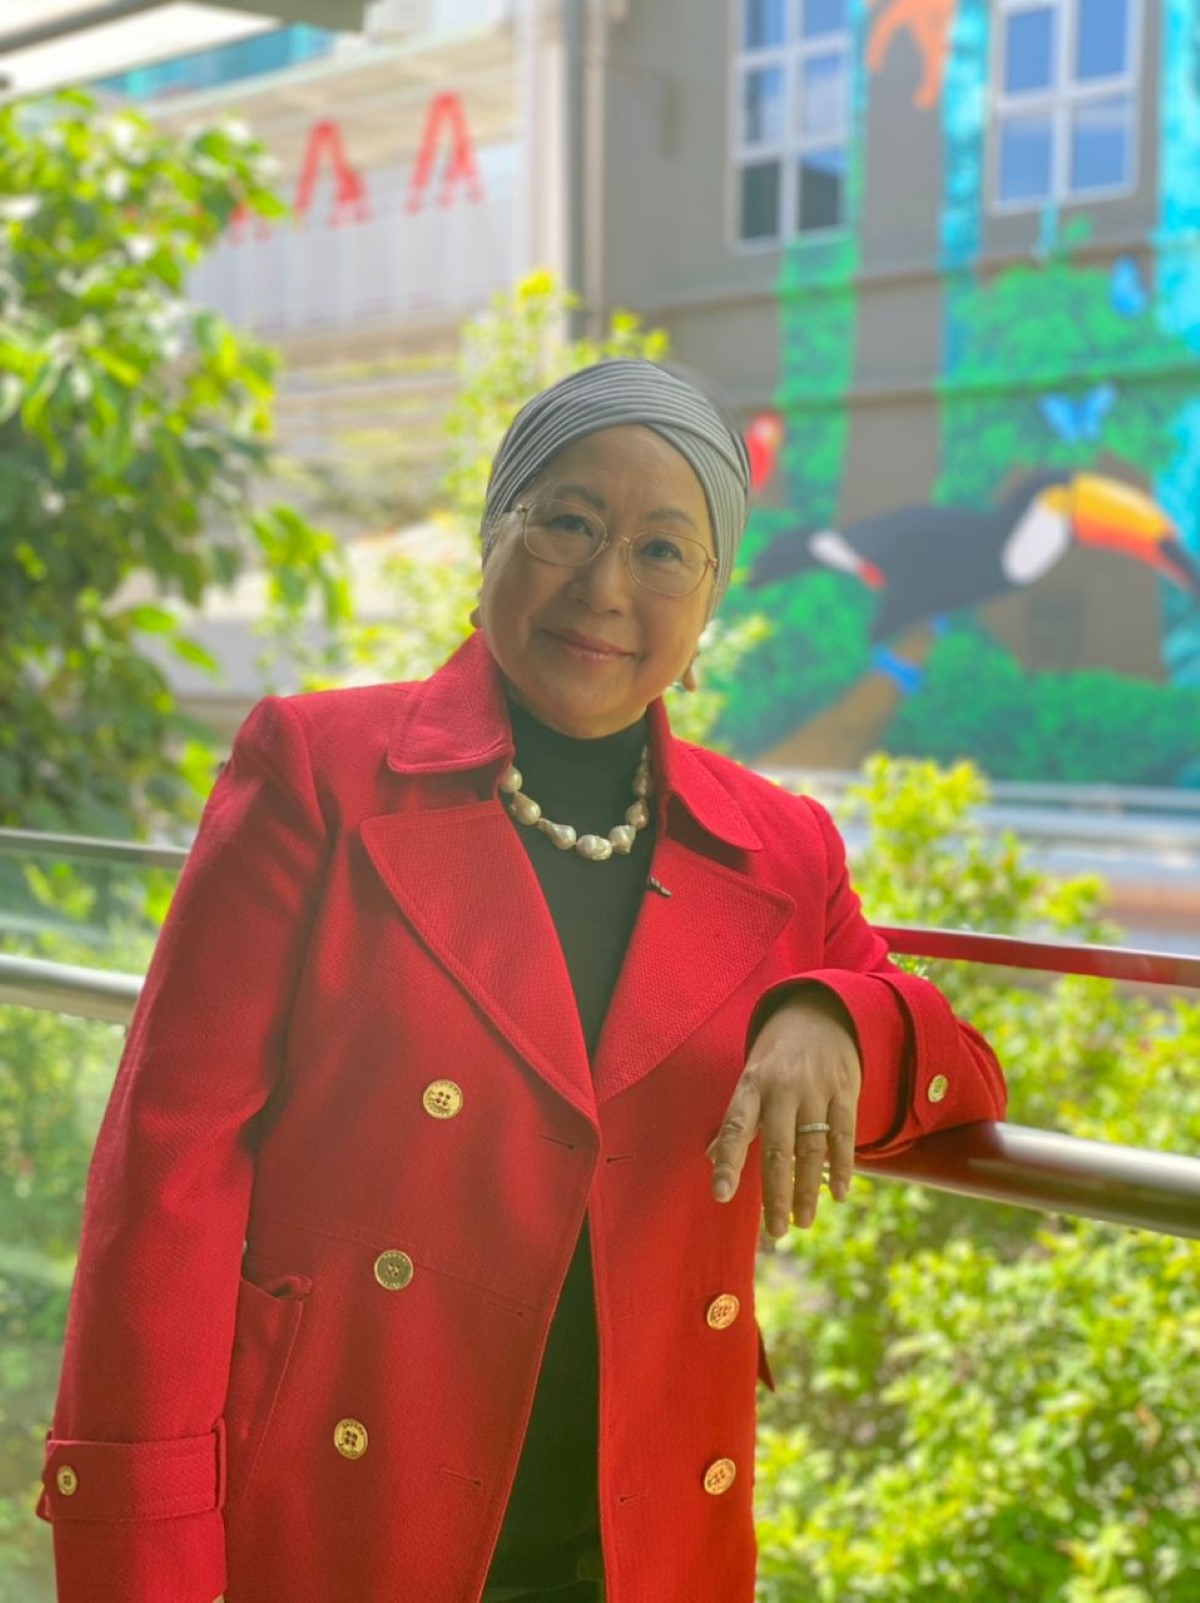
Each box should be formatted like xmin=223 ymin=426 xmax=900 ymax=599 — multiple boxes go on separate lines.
xmin=0 ymin=91 xmax=344 ymax=838
xmin=754 ymin=760 xmax=1200 ymax=1600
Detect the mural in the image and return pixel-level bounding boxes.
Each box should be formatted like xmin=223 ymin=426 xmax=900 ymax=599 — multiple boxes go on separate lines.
xmin=866 ymin=0 xmax=956 ymax=108
xmin=722 ymin=0 xmax=1200 ymax=786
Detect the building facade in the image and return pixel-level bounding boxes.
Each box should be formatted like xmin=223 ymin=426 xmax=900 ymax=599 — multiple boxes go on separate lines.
xmin=114 ymin=3 xmax=558 ymax=528
xmin=602 ymin=0 xmax=1200 ymax=785
xmin=118 ymin=1 xmax=1200 ymax=786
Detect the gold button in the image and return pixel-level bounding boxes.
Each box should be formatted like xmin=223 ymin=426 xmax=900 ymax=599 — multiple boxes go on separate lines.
xmin=333 ymin=1418 xmax=368 ymax=1459
xmin=373 ymin=1250 xmax=414 ymax=1291
xmin=56 ymin=1466 xmax=78 ymax=1497
xmin=705 ymin=1294 xmax=740 ymax=1330
xmin=927 ymin=1074 xmax=949 ymax=1104
xmin=422 ymin=1080 xmax=464 ymax=1119
xmin=703 ymin=1457 xmax=737 ymax=1495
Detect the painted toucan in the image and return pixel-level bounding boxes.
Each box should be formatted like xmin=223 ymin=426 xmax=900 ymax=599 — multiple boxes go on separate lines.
xmin=749 ymin=471 xmax=1200 ymax=641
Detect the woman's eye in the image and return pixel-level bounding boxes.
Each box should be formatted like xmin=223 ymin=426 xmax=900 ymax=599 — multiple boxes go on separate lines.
xmin=641 ymin=537 xmax=685 ymax=564
xmin=550 ymin=514 xmax=596 ymax=538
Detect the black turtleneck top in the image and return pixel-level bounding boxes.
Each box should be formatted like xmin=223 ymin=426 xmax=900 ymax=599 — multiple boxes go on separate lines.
xmin=482 ymin=697 xmax=656 ymax=1600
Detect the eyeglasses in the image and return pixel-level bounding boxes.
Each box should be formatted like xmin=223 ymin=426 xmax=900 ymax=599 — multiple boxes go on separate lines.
xmin=514 ymin=498 xmax=718 ymax=599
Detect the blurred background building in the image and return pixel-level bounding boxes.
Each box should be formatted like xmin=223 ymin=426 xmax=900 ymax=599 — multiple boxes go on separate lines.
xmin=4 ymin=0 xmax=1198 ymax=786
xmin=95 ymin=3 xmax=546 ymax=521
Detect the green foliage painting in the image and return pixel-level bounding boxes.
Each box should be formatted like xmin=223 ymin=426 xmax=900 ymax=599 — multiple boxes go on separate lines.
xmin=715 ymin=6 xmax=1200 ymax=787
xmin=886 ymin=624 xmax=1200 ymax=783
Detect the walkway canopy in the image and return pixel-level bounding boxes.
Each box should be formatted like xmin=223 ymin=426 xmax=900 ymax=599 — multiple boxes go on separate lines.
xmin=0 ymin=0 xmax=367 ymax=101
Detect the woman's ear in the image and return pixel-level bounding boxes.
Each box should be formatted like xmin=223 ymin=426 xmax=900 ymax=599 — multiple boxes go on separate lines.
xmin=469 ymin=604 xmax=482 ymax=629
xmin=681 ymin=659 xmax=699 ymax=693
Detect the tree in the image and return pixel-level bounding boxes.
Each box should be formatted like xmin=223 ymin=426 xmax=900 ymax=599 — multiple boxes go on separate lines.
xmin=336 ymin=272 xmax=767 ymax=745
xmin=0 ymin=91 xmax=349 ymax=841
xmin=754 ymin=757 xmax=1200 ymax=1600
xmin=0 ymin=94 xmax=350 ymax=1595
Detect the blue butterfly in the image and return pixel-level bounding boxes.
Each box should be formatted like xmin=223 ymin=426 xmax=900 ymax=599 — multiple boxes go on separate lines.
xmin=1111 ymin=255 xmax=1149 ymax=319
xmin=1038 ymin=383 xmax=1118 ymax=443
xmin=870 ymin=646 xmax=925 ymax=694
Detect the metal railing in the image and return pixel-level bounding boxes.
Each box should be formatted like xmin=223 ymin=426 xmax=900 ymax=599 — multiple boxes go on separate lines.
xmin=766 ymin=771 xmax=1200 ymax=863
xmin=0 ymin=827 xmax=188 ymax=871
xmin=765 ymin=771 xmax=1200 ymax=816
xmin=3 ymin=856 xmax=1198 ymax=1242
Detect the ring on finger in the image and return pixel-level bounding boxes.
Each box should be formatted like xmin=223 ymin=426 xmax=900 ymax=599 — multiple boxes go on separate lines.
xmin=795 ymin=1121 xmax=832 ymax=1135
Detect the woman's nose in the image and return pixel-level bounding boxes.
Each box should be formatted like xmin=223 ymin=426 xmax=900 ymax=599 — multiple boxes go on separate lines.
xmin=570 ymin=538 xmax=632 ymax=607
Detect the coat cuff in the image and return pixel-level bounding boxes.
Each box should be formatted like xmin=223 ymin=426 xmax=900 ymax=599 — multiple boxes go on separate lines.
xmin=39 ymin=1427 xmax=226 ymax=1603
xmin=40 ymin=1424 xmax=226 ymax=1522
xmin=747 ymin=970 xmax=908 ymax=1149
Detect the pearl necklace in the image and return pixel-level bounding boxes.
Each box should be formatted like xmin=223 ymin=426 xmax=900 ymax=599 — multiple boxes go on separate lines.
xmin=499 ymin=748 xmax=652 ymax=863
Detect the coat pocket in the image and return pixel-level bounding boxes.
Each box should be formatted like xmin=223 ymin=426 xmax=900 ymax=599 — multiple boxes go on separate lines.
xmin=222 ymin=1256 xmax=312 ymax=1506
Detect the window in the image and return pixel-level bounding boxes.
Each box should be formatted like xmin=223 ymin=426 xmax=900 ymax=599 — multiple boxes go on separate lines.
xmin=733 ymin=0 xmax=851 ymax=244
xmin=994 ymin=0 xmax=1139 ymax=210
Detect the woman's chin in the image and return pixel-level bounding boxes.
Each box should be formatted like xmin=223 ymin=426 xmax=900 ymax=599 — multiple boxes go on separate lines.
xmin=515 ymin=685 xmax=642 ymax=740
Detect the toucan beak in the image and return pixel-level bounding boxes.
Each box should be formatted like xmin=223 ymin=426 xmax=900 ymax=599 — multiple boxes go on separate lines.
xmin=1070 ymin=474 xmax=1197 ymax=591
xmin=806 ymin=529 xmax=887 ymax=589
xmin=1155 ymin=534 xmax=1200 ymax=594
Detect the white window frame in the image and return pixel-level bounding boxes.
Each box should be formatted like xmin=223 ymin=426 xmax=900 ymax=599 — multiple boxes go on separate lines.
xmin=729 ymin=0 xmax=853 ymax=250
xmin=990 ymin=0 xmax=1142 ymax=215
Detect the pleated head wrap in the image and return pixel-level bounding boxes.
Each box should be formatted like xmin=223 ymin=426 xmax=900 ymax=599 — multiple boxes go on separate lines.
xmin=482 ymin=358 xmax=751 ymax=615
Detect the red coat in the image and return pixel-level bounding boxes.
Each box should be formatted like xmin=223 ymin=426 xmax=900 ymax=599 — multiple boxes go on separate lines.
xmin=40 ymin=631 xmax=1005 ymax=1603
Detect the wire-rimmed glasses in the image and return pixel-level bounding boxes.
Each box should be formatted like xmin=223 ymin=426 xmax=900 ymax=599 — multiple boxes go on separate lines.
xmin=514 ymin=498 xmax=717 ymax=598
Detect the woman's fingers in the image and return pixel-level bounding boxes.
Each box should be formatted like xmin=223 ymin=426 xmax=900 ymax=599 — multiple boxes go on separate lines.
xmin=711 ymin=994 xmax=863 ymax=1230
xmin=790 ymin=1120 xmax=830 ymax=1230
xmin=708 ymin=1074 xmax=839 ymax=1233
xmin=760 ymin=1092 xmax=806 ymax=1237
xmin=826 ymin=1092 xmax=858 ymax=1201
xmin=708 ymin=1074 xmax=763 ymax=1203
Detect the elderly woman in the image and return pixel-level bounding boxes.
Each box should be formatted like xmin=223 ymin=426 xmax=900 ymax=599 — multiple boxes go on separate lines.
xmin=40 ymin=359 xmax=1005 ymax=1603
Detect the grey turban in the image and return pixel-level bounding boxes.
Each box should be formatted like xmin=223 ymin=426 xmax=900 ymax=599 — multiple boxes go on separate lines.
xmin=481 ymin=358 xmax=751 ymax=614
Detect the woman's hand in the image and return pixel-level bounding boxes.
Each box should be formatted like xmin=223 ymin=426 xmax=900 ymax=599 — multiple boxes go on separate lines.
xmin=708 ymin=986 xmax=862 ymax=1236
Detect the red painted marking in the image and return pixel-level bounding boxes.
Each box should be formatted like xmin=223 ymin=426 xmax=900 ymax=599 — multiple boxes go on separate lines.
xmin=405 ymin=91 xmax=485 ymax=213
xmin=294 ymin=119 xmax=371 ymax=225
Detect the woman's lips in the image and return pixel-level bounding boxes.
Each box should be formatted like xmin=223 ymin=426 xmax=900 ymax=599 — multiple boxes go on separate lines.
xmin=544 ymin=630 xmax=633 ymax=664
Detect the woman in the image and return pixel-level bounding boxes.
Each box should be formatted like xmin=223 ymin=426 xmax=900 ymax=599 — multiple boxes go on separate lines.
xmin=40 ymin=359 xmax=1005 ymax=1603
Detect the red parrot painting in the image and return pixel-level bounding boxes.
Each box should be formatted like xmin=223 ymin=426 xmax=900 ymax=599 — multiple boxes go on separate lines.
xmin=744 ymin=412 xmax=784 ymax=494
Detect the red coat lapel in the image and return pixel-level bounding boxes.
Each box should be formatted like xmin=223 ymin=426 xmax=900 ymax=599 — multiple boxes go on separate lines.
xmin=360 ymin=632 xmax=793 ymax=1115
xmin=359 ymin=802 xmax=596 ymax=1123
xmin=593 ymin=735 xmax=795 ymax=1104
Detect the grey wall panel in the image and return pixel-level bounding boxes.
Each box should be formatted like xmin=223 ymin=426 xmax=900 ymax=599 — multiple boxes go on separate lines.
xmin=838 ymin=396 xmax=939 ymax=527
xmin=604 ymin=3 xmax=780 ymax=323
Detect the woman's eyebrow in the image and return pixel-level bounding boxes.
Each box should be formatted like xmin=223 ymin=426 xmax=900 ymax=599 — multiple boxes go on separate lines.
xmin=645 ymin=506 xmax=700 ymax=531
xmin=552 ymin=482 xmax=607 ymax=511
xmin=552 ymin=484 xmax=700 ymax=532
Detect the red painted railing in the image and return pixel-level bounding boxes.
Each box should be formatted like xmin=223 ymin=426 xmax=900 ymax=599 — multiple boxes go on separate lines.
xmin=877 ymin=926 xmax=1200 ymax=989
xmin=861 ymin=926 xmax=1200 ymax=1240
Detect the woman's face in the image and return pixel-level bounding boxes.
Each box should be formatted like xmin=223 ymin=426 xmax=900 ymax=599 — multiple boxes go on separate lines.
xmin=478 ymin=425 xmax=716 ymax=739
